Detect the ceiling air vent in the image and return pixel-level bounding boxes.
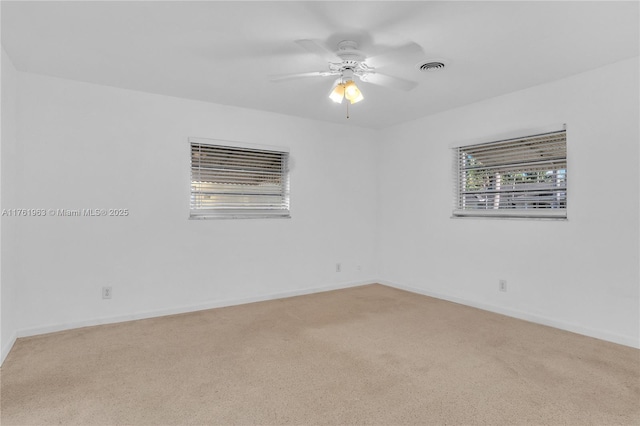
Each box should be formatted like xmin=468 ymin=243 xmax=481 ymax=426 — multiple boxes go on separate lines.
xmin=417 ymin=60 xmax=447 ymax=72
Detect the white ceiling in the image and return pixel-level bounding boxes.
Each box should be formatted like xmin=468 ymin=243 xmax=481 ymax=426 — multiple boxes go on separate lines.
xmin=2 ymin=1 xmax=638 ymax=129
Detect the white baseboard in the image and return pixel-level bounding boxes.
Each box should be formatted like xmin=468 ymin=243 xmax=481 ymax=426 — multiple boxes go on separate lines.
xmin=379 ymin=279 xmax=640 ymax=349
xmin=12 ymin=279 xmax=376 ymax=342
xmin=3 ymin=278 xmax=635 ymax=367
xmin=1 ymin=331 xmax=18 ymax=366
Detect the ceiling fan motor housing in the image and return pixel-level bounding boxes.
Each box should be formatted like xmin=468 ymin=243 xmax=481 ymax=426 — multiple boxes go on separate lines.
xmin=336 ymin=40 xmax=366 ymax=63
xmin=328 ymin=40 xmax=373 ymax=82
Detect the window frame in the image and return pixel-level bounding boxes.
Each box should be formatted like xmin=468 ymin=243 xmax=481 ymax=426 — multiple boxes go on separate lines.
xmin=189 ymin=137 xmax=291 ymax=220
xmin=452 ymin=124 xmax=567 ymax=220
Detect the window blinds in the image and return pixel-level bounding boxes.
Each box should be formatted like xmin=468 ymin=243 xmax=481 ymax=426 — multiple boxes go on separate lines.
xmin=190 ymin=141 xmax=290 ymax=219
xmin=453 ymin=129 xmax=567 ymax=218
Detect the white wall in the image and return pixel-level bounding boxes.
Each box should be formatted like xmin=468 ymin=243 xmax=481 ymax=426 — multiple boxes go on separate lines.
xmin=2 ymin=55 xmax=638 ymax=366
xmin=377 ymin=57 xmax=640 ymax=347
xmin=1 ymin=47 xmax=20 ymax=362
xmin=6 ymin=72 xmax=378 ymax=342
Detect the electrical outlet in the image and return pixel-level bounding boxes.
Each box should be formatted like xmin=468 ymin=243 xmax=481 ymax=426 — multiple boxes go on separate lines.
xmin=357 ymin=264 xmax=362 ymax=272
xmin=102 ymin=286 xmax=112 ymax=299
xmin=499 ymin=280 xmax=507 ymax=292
xmin=336 ymin=263 xmax=342 ymax=272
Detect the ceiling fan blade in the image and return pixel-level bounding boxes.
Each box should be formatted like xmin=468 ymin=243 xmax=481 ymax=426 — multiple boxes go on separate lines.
xmin=359 ymin=73 xmax=418 ymax=91
xmin=367 ymin=42 xmax=424 ymax=67
xmin=268 ymin=71 xmax=336 ymax=82
xmin=295 ymin=39 xmax=341 ymax=62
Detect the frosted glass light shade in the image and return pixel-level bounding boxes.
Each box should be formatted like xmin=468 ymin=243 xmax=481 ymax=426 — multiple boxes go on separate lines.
xmin=329 ymin=83 xmax=345 ymax=103
xmin=344 ymin=80 xmax=363 ymax=104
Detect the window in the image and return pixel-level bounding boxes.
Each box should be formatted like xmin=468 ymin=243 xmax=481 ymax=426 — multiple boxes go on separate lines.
xmin=190 ymin=138 xmax=290 ymax=219
xmin=453 ymin=128 xmax=566 ymax=219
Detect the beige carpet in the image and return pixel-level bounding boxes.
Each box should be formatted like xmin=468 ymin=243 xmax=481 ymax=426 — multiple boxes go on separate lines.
xmin=1 ymin=284 xmax=639 ymax=425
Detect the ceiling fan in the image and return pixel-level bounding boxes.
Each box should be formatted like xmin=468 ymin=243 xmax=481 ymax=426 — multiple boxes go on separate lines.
xmin=269 ymin=39 xmax=421 ymax=106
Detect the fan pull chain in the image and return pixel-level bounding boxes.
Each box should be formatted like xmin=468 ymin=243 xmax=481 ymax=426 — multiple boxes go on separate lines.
xmin=346 ymin=101 xmax=350 ymax=119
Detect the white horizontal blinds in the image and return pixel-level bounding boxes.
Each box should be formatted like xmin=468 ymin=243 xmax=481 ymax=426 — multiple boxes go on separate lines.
xmin=190 ymin=142 xmax=290 ymax=218
xmin=454 ymin=130 xmax=567 ymax=218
